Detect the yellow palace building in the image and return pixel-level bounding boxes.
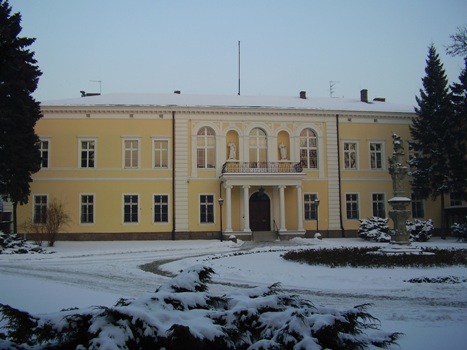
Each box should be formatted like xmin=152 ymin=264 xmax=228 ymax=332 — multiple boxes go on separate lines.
xmin=14 ymin=90 xmax=450 ymax=240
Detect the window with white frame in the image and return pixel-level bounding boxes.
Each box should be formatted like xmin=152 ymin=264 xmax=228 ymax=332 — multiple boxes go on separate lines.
xmin=80 ymin=139 xmax=95 ymax=168
xmin=450 ymin=192 xmax=463 ymax=206
xmin=80 ymin=194 xmax=94 ymax=224
xmin=372 ymin=193 xmax=385 ymax=218
xmin=199 ymin=194 xmax=214 ymax=223
xmin=40 ymin=140 xmax=49 ymax=168
xmin=249 ymin=128 xmax=267 ymax=164
xmin=197 ymin=127 xmax=216 ymax=168
xmin=123 ymin=139 xmax=139 ymax=168
xmin=343 ymin=142 xmax=357 ymax=169
xmin=369 ymin=142 xmax=383 ymax=169
xmin=304 ymin=193 xmax=318 ymax=220
xmin=153 ymin=139 xmax=168 ymax=168
xmin=33 ymin=195 xmax=47 ymax=224
xmin=346 ymin=193 xmax=359 ymax=219
xmin=411 ymin=193 xmax=425 ymax=218
xmin=123 ymin=194 xmax=139 ymax=223
xmin=154 ymin=194 xmax=169 ymax=223
xmin=300 ymin=128 xmax=318 ymax=169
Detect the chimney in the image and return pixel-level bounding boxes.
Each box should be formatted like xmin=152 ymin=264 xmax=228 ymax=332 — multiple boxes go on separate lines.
xmin=174 ymin=90 xmax=181 ymax=94
xmin=360 ymin=89 xmax=368 ymax=103
xmin=300 ymin=91 xmax=307 ymax=99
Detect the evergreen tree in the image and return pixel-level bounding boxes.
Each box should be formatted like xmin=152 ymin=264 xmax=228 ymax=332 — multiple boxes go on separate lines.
xmin=0 ymin=0 xmax=42 ymax=233
xmin=449 ymin=57 xmax=467 ymax=200
xmin=410 ymin=44 xmax=454 ymax=236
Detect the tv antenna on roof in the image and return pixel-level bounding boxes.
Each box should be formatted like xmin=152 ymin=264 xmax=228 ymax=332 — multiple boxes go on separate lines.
xmin=329 ymin=80 xmax=339 ymax=98
xmin=90 ymin=80 xmax=102 ymax=94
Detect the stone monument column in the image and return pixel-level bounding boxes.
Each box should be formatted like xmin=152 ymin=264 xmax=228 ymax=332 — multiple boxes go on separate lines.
xmin=387 ymin=134 xmax=411 ymax=246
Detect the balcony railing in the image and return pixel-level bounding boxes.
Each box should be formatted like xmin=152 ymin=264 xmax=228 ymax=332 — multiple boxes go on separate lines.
xmin=221 ymin=161 xmax=303 ymax=174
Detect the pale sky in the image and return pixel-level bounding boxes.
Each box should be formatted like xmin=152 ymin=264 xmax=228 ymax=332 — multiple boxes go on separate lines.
xmin=10 ymin=0 xmax=467 ymax=106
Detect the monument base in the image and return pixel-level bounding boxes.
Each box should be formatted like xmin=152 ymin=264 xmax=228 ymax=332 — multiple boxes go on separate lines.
xmin=378 ymin=244 xmax=434 ymax=255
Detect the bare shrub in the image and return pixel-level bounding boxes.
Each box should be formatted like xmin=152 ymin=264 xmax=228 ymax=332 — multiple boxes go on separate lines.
xmin=22 ymin=198 xmax=70 ymax=247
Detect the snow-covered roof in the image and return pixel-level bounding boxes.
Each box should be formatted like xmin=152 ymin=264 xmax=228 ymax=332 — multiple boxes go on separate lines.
xmin=41 ymin=93 xmax=415 ymax=114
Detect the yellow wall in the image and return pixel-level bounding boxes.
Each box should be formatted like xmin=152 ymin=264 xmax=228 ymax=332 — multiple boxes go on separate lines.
xmin=17 ymin=107 xmax=444 ymax=239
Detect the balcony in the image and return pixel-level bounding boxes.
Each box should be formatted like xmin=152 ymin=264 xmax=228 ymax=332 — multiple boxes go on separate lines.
xmin=222 ymin=161 xmax=303 ymax=174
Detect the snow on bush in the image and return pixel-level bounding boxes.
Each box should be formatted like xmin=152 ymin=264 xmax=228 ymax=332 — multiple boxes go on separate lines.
xmin=451 ymin=221 xmax=467 ymax=242
xmin=406 ymin=219 xmax=433 ymax=242
xmin=358 ymin=217 xmax=391 ymax=242
xmin=0 ymin=231 xmax=47 ymax=254
xmin=359 ymin=217 xmax=433 ymax=242
xmin=0 ymin=265 xmax=401 ymax=349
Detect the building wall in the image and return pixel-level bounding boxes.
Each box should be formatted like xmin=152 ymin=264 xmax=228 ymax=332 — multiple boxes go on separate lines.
xmin=16 ymin=104 xmax=445 ymax=240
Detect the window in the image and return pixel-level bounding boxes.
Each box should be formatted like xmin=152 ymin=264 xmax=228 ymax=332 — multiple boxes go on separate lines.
xmin=249 ymin=128 xmax=267 ymax=164
xmin=199 ymin=194 xmax=214 ymax=223
xmin=123 ymin=139 xmax=139 ymax=168
xmin=346 ymin=193 xmax=359 ymax=219
xmin=197 ymin=127 xmax=216 ymax=168
xmin=300 ymin=129 xmax=318 ymax=169
xmin=80 ymin=194 xmax=94 ymax=224
xmin=304 ymin=193 xmax=318 ymax=220
xmin=343 ymin=142 xmax=357 ymax=169
xmin=372 ymin=193 xmax=385 ymax=218
xmin=154 ymin=195 xmax=169 ymax=223
xmin=411 ymin=193 xmax=425 ymax=218
xmin=450 ymin=192 xmax=462 ymax=206
xmin=123 ymin=195 xmax=139 ymax=223
xmin=33 ymin=195 xmax=47 ymax=224
xmin=40 ymin=140 xmax=49 ymax=168
xmin=369 ymin=142 xmax=383 ymax=169
xmin=80 ymin=140 xmax=95 ymax=168
xmin=153 ymin=140 xmax=168 ymax=168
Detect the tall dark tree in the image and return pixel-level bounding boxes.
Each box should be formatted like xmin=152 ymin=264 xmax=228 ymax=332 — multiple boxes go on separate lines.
xmin=410 ymin=44 xmax=455 ymax=236
xmin=449 ymin=58 xmax=467 ymax=199
xmin=0 ymin=0 xmax=42 ymax=233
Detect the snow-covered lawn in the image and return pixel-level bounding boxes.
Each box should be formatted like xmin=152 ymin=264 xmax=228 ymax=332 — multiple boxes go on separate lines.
xmin=1 ymin=237 xmax=466 ymax=349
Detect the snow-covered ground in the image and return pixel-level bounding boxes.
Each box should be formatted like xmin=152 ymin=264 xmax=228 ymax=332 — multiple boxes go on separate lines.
xmin=0 ymin=237 xmax=466 ymax=349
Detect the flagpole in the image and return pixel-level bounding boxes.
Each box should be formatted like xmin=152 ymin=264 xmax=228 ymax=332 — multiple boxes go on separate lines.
xmin=238 ymin=41 xmax=241 ymax=96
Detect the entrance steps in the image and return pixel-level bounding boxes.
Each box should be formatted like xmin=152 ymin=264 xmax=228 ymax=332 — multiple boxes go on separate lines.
xmin=253 ymin=231 xmax=279 ymax=242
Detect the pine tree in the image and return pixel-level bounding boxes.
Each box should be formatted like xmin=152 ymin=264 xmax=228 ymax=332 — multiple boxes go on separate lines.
xmin=0 ymin=0 xmax=42 ymax=233
xmin=410 ymin=44 xmax=454 ymax=236
xmin=449 ymin=58 xmax=467 ymax=200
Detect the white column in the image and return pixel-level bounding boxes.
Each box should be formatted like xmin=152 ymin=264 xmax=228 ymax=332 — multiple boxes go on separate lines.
xmin=243 ymin=185 xmax=251 ymax=232
xmin=225 ymin=184 xmax=233 ymax=232
xmin=279 ymin=185 xmax=287 ymax=232
xmin=296 ymin=185 xmax=304 ymax=231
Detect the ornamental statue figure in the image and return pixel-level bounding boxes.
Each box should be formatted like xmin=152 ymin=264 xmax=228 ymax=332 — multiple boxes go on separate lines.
xmin=228 ymin=141 xmax=236 ymax=160
xmin=279 ymin=142 xmax=287 ymax=160
xmin=388 ymin=134 xmax=407 ymax=196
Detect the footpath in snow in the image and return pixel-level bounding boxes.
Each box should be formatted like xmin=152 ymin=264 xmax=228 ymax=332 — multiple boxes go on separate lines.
xmin=0 ymin=237 xmax=466 ymax=349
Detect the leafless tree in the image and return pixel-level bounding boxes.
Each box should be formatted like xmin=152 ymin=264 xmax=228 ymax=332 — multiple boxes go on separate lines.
xmin=22 ymin=198 xmax=70 ymax=247
xmin=446 ymin=26 xmax=467 ymax=57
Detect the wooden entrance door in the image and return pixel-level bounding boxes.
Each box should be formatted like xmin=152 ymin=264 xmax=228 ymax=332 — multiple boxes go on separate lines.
xmin=249 ymin=191 xmax=271 ymax=231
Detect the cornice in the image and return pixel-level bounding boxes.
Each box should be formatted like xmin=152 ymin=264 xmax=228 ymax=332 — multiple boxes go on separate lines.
xmin=40 ymin=105 xmax=414 ymax=120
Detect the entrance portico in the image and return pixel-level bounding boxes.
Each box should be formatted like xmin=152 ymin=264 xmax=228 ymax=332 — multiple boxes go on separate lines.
xmin=220 ymin=161 xmax=306 ymax=240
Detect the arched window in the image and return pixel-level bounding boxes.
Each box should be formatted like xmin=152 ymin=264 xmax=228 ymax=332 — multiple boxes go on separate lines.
xmin=249 ymin=128 xmax=267 ymax=164
xmin=197 ymin=127 xmax=216 ymax=168
xmin=300 ymin=128 xmax=318 ymax=168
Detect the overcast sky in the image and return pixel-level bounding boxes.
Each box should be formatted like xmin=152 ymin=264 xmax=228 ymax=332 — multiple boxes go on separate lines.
xmin=10 ymin=0 xmax=467 ymax=106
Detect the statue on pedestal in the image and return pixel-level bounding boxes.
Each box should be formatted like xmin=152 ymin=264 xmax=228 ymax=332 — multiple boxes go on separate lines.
xmin=387 ymin=134 xmax=411 ymax=246
xmin=228 ymin=141 xmax=236 ymax=160
xmin=279 ymin=142 xmax=287 ymax=160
